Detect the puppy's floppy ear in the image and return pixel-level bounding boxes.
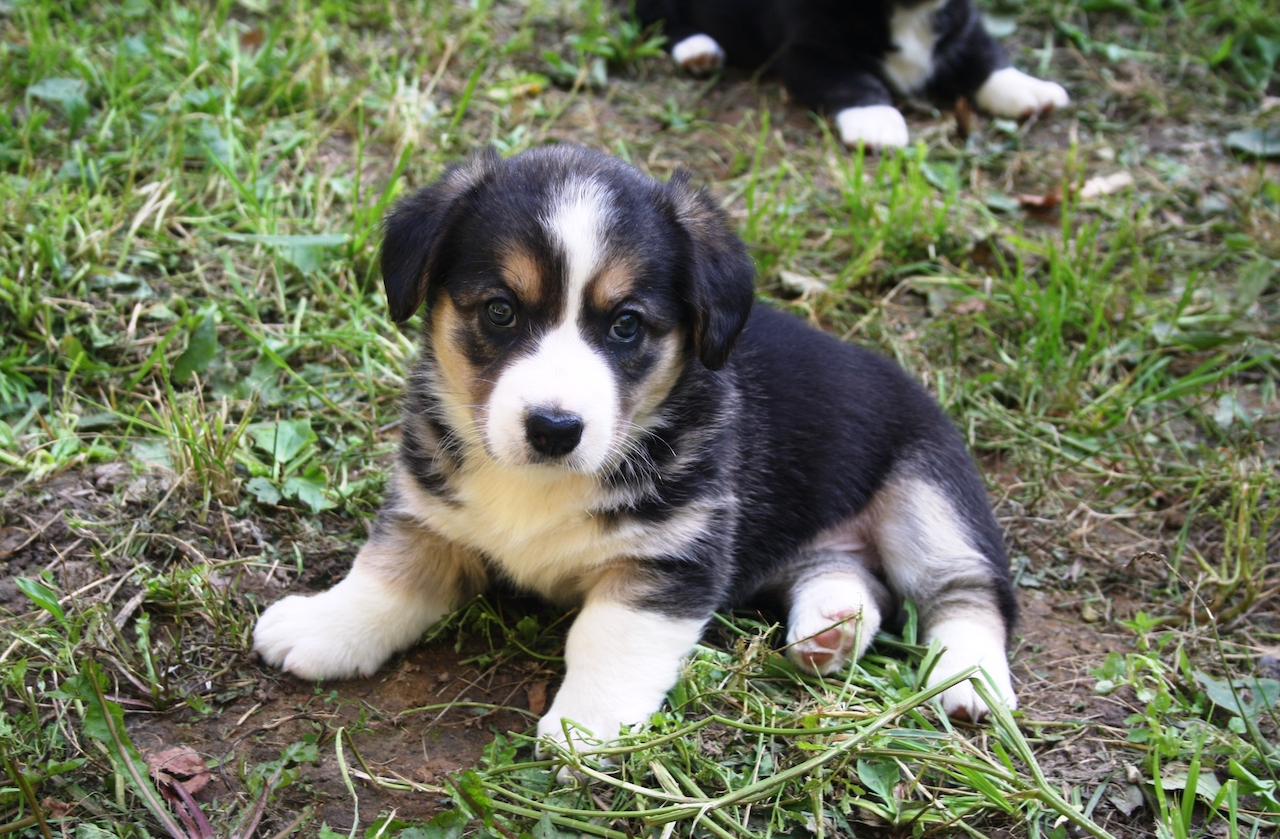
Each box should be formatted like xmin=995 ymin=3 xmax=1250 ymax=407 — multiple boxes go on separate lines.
xmin=667 ymin=171 xmax=756 ymax=370
xmin=381 ymin=147 xmax=502 ymax=322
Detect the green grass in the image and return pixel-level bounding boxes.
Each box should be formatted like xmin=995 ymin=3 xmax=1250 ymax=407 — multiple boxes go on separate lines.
xmin=2 ymin=0 xmax=1279 ymax=837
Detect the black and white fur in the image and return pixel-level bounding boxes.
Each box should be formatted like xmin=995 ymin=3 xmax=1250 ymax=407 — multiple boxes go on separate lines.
xmin=253 ymin=146 xmax=1018 ymax=753
xmin=637 ymin=0 xmax=1069 ymax=150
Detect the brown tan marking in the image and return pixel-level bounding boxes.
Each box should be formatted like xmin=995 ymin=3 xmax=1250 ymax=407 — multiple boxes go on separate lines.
xmin=620 ymin=330 xmax=686 ymax=430
xmin=430 ymin=296 xmax=497 ymax=412
xmin=586 ymin=258 xmax=639 ymax=312
xmin=499 ymin=249 xmax=544 ymax=305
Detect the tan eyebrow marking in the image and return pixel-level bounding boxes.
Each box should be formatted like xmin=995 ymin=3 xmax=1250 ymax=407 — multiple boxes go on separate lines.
xmin=499 ymin=249 xmax=543 ymax=304
xmin=587 ymin=259 xmax=638 ymax=311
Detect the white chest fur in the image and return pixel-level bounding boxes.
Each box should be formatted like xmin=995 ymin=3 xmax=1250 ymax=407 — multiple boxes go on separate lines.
xmin=395 ymin=456 xmax=716 ymax=601
xmin=406 ymin=464 xmax=613 ymax=597
xmin=882 ymin=0 xmax=945 ymax=94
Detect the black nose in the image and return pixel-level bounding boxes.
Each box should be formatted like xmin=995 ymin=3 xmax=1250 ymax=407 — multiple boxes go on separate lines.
xmin=525 ymin=411 xmax=584 ymax=458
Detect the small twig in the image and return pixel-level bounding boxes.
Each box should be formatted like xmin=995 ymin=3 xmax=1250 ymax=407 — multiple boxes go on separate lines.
xmin=231 ymin=765 xmax=283 ymax=839
xmin=0 ymin=512 xmax=62 ymax=558
xmin=3 ymin=757 xmax=53 ymax=839
xmin=262 ymin=804 xmax=315 ymax=839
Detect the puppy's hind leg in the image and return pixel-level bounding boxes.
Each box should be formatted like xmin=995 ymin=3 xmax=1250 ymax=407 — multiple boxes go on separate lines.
xmin=872 ymin=475 xmax=1018 ymax=721
xmin=784 ymin=553 xmax=892 ymax=676
xmin=254 ymin=482 xmax=485 ymax=680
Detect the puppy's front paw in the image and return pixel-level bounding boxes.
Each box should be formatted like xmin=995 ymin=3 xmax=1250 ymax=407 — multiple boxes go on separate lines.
xmin=835 ymin=106 xmax=909 ymax=151
xmin=975 ymin=68 xmax=1069 ymax=119
xmin=254 ymin=591 xmax=394 ymax=680
xmin=671 ymin=34 xmax=725 ymax=75
xmin=534 ymin=709 xmax=625 ymax=758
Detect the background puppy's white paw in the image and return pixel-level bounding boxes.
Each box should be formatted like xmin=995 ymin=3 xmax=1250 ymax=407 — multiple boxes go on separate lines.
xmin=253 ymin=592 xmax=394 ymax=680
xmin=835 ymin=106 xmax=909 ymax=150
xmin=975 ymin=68 xmax=1069 ymax=119
xmin=671 ymin=34 xmax=724 ymax=74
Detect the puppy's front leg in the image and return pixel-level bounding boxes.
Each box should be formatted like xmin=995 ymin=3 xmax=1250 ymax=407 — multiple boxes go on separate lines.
xmin=254 ymin=499 xmax=484 ymax=681
xmin=536 ymin=584 xmax=709 ymax=752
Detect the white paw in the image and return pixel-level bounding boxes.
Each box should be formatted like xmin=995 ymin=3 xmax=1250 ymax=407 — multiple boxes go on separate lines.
xmin=254 ymin=592 xmax=394 ymax=680
xmin=531 ymin=602 xmax=702 ymax=777
xmin=786 ymin=569 xmax=884 ymax=675
xmin=787 ymin=609 xmax=865 ymax=675
xmin=535 ymin=709 xmax=627 ymax=755
xmin=671 ymin=34 xmax=724 ymax=74
xmin=924 ymin=618 xmax=1017 ymax=721
xmin=835 ymin=105 xmax=909 ymax=150
xmin=934 ymin=664 xmax=1018 ymax=722
xmin=254 ymin=562 xmax=445 ymax=680
xmin=975 ymin=67 xmax=1069 ymax=119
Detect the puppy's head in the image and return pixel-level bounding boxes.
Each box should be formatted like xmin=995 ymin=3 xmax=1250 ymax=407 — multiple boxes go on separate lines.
xmin=380 ymin=145 xmax=754 ymax=472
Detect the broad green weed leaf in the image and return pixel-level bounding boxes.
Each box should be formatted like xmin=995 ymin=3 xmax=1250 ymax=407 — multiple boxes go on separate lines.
xmin=131 ymin=439 xmax=174 ymax=471
xmin=404 ymin=808 xmax=467 ymax=839
xmin=282 ymin=469 xmax=334 ymax=512
xmin=246 ymin=476 xmax=282 ymax=505
xmin=856 ymin=759 xmax=900 ymax=807
xmin=1193 ymin=669 xmax=1280 ymax=720
xmin=172 ymin=313 xmax=219 ymax=383
xmin=27 ymin=78 xmax=89 ymax=133
xmin=249 ymin=418 xmax=317 ymax=465
xmin=1225 ymin=127 xmax=1280 ymax=159
xmin=16 ymin=576 xmax=64 ymax=621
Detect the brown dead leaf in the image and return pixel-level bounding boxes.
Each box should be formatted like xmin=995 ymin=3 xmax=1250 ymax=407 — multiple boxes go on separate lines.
xmin=526 ymin=680 xmax=548 ymax=716
xmin=41 ymin=798 xmax=74 ymax=818
xmin=145 ymin=746 xmax=211 ymax=795
xmin=239 ymin=28 xmax=265 ymax=50
xmin=1017 ymin=191 xmax=1062 ymax=210
xmin=952 ymin=297 xmax=988 ymax=315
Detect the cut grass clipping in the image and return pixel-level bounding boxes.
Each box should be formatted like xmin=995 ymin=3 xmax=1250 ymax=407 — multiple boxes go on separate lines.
xmin=2 ymin=0 xmax=1279 ymax=836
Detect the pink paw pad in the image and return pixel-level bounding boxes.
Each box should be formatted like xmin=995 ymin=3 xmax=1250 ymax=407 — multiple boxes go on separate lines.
xmin=789 ymin=610 xmax=860 ymax=675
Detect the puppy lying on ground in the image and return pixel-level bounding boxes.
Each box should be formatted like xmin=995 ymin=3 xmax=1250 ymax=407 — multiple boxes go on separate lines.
xmin=636 ymin=0 xmax=1069 ymax=150
xmin=254 ymin=145 xmax=1018 ymax=752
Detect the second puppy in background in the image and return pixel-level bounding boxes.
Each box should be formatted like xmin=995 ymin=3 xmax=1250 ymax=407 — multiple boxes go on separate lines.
xmin=636 ymin=0 xmax=1069 ymax=150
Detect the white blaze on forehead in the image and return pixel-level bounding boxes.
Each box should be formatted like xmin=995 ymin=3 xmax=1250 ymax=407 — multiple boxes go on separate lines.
xmin=544 ymin=176 xmax=613 ymax=322
xmin=483 ymin=176 xmax=621 ymax=472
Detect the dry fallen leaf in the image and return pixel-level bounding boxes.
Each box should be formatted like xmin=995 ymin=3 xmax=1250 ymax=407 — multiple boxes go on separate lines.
xmin=1079 ymin=171 xmax=1135 ymax=199
xmin=1017 ymin=191 xmax=1062 ymax=210
xmin=952 ymin=297 xmax=988 ymax=315
xmin=778 ymin=270 xmax=828 ymax=298
xmin=526 ymin=680 xmax=548 ymax=716
xmin=145 ymin=746 xmax=211 ymax=795
xmin=239 ymin=28 xmax=265 ymax=50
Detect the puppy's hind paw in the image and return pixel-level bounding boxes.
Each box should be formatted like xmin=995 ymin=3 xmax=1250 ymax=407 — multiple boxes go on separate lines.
xmin=787 ymin=610 xmax=866 ymax=676
xmin=937 ymin=675 xmax=1016 ymax=723
xmin=835 ymin=106 xmax=909 ymax=151
xmin=671 ymin=34 xmax=725 ymax=75
xmin=975 ymin=68 xmax=1069 ymax=119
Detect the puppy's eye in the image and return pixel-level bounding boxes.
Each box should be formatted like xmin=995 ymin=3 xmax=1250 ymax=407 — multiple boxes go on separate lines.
xmin=485 ymin=299 xmax=516 ymax=328
xmin=609 ymin=312 xmax=641 ymax=342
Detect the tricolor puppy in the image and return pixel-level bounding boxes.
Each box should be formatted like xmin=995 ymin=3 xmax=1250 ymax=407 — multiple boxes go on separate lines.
xmin=636 ymin=0 xmax=1069 ymax=150
xmin=253 ymin=145 xmax=1018 ymax=751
